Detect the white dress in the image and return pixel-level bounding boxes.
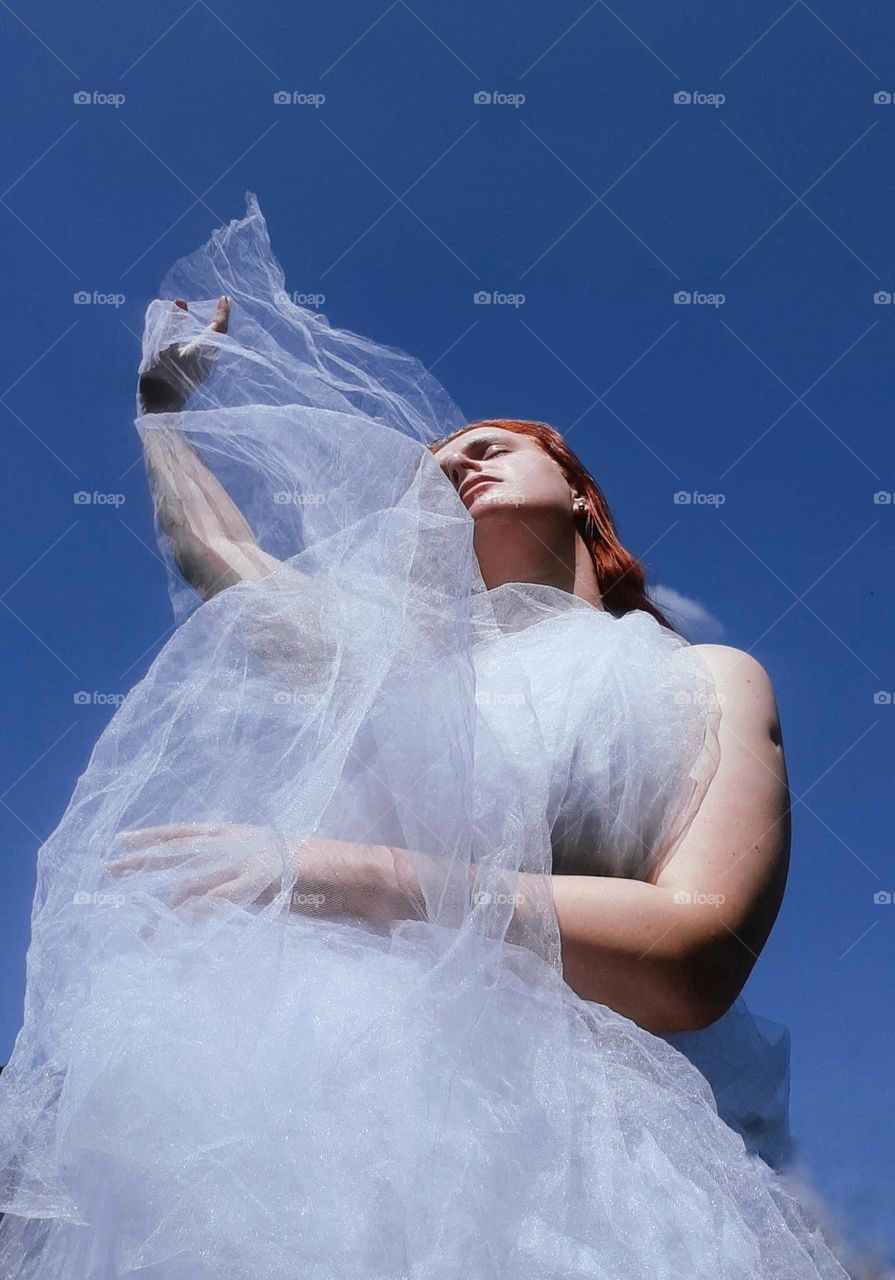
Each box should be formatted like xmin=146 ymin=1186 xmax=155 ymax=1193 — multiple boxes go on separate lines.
xmin=0 ymin=194 xmax=847 ymax=1278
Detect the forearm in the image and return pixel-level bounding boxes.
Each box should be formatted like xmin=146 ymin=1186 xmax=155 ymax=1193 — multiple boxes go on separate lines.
xmin=387 ymin=848 xmax=716 ymax=1034
xmin=540 ymin=873 xmax=718 ymax=1033
xmin=141 ymin=423 xmax=279 ymax=601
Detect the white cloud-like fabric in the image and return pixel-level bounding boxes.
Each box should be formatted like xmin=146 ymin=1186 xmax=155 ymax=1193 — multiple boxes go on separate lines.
xmin=0 ymin=194 xmax=848 ymax=1277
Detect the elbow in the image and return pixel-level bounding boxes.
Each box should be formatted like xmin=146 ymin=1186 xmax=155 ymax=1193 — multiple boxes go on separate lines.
xmin=669 ymin=993 xmax=732 ymax=1033
xmin=622 ymin=955 xmax=737 ymax=1035
xmin=645 ymin=989 xmax=725 ymax=1035
xmin=669 ymin=943 xmax=750 ymax=1033
xmin=170 ymin=532 xmax=242 ymax=602
xmin=649 ymin=983 xmax=735 ymax=1035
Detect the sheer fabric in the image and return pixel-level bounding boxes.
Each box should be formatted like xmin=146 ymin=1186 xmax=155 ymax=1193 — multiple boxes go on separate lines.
xmin=0 ymin=194 xmax=845 ymax=1277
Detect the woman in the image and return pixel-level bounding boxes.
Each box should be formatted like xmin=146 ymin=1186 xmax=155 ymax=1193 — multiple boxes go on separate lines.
xmin=0 ymin=194 xmax=847 ymax=1277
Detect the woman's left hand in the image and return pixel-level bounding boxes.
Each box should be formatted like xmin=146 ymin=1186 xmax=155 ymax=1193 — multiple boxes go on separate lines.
xmin=106 ymin=822 xmax=425 ymax=924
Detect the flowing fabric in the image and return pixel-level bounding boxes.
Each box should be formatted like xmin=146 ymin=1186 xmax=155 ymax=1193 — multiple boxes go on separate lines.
xmin=0 ymin=193 xmax=848 ymax=1277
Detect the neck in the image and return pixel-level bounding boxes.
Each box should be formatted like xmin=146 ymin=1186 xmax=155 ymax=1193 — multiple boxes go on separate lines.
xmin=473 ymin=514 xmax=605 ymax=610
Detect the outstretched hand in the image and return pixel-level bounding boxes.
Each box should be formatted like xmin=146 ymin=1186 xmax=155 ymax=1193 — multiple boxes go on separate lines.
xmin=138 ymin=295 xmax=230 ymax=414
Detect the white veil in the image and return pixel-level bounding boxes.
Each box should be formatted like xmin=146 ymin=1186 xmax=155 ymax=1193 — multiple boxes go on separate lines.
xmin=0 ymin=194 xmax=849 ymax=1280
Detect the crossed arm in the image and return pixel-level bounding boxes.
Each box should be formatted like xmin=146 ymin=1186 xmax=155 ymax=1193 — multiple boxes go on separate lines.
xmin=547 ymin=645 xmax=791 ymax=1033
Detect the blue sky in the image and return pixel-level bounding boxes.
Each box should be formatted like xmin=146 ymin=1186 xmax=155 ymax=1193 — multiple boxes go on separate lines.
xmin=1 ymin=0 xmax=893 ymax=1266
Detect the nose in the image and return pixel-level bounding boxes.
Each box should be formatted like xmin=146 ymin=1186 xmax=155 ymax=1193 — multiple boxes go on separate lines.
xmin=442 ymin=451 xmax=481 ymax=490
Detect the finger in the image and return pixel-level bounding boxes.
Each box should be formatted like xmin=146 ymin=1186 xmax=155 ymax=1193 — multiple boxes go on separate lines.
xmin=116 ymin=822 xmax=229 ymax=848
xmin=173 ymin=298 xmax=188 ymax=311
xmin=107 ymin=850 xmax=196 ymax=876
xmin=187 ymin=884 xmax=239 ymax=924
xmin=209 ymin=295 xmax=230 ymax=334
xmin=167 ymin=875 xmax=238 ymax=912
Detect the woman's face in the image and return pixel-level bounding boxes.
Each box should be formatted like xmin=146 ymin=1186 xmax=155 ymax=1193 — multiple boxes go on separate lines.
xmin=432 ymin=427 xmax=576 ymax=521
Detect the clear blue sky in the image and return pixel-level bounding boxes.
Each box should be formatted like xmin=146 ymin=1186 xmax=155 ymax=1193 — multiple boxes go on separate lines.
xmin=2 ymin=0 xmax=893 ymax=1266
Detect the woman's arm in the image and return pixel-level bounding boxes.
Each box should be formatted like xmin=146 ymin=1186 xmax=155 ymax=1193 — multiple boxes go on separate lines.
xmin=139 ymin=296 xmax=282 ymax=602
xmin=142 ymin=424 xmax=281 ymax=601
xmin=110 ymin=650 xmax=790 ymax=1037
xmin=544 ymin=645 xmax=791 ymax=1033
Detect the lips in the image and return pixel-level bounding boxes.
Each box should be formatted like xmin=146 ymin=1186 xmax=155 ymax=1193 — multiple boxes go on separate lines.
xmin=459 ymin=475 xmax=498 ymax=504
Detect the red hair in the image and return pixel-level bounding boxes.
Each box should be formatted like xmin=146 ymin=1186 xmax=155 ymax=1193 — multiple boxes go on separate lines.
xmin=427 ymin=418 xmax=675 ymax=632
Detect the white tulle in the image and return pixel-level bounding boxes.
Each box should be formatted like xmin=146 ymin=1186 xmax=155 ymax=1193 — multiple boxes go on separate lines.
xmin=0 ymin=194 xmax=846 ymax=1277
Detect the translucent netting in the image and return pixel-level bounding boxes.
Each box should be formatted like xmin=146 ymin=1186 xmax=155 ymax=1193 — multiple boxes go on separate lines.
xmin=0 ymin=194 xmax=849 ymax=1277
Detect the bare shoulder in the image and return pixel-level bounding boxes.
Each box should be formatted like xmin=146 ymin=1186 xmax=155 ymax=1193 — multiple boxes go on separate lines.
xmin=689 ymin=643 xmax=782 ymax=744
xmin=645 ymin=642 xmax=793 ymax=1016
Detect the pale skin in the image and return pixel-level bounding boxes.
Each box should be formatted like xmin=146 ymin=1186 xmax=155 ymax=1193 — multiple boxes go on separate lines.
xmin=113 ymin=297 xmax=791 ymax=1035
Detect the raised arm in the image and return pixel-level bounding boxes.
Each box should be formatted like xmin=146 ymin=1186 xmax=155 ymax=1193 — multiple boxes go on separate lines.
xmin=138 ymin=296 xmax=282 ymax=602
